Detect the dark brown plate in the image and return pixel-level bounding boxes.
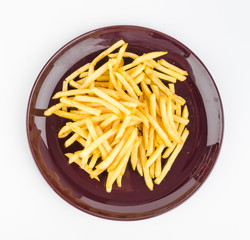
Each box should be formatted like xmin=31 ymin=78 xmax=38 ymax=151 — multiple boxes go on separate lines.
xmin=26 ymin=25 xmax=224 ymax=220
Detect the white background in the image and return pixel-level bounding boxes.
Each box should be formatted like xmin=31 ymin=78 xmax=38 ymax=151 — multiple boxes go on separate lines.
xmin=1 ymin=0 xmax=250 ymax=239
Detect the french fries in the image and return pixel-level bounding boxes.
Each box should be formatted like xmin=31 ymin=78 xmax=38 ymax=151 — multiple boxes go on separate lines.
xmin=44 ymin=40 xmax=190 ymax=192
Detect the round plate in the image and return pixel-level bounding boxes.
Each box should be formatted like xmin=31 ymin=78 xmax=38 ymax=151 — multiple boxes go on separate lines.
xmin=26 ymin=25 xmax=224 ymax=220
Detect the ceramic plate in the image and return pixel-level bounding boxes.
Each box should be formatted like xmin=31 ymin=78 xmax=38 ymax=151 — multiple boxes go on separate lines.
xmin=26 ymin=25 xmax=224 ymax=220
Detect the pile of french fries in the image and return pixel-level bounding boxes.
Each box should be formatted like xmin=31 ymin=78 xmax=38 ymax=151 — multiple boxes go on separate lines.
xmin=44 ymin=40 xmax=190 ymax=192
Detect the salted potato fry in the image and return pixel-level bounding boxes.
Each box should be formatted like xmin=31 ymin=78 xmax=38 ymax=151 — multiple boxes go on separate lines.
xmin=158 ymin=59 xmax=188 ymax=76
xmin=65 ymin=63 xmax=90 ymax=82
xmin=146 ymin=144 xmax=165 ymax=168
xmin=79 ymin=128 xmax=118 ymax=159
xmin=81 ymin=59 xmax=116 ymax=88
xmin=114 ymin=72 xmax=137 ymax=99
xmin=159 ymin=96 xmax=182 ymax=144
xmin=108 ymin=127 xmax=137 ymax=172
xmin=112 ymin=115 xmax=132 ymax=145
xmin=131 ymin=137 xmax=141 ymax=170
xmin=121 ymin=51 xmax=167 ymax=71
xmin=149 ymin=59 xmax=186 ymax=81
xmin=44 ymin=103 xmax=65 ymax=116
xmin=89 ymin=40 xmax=125 ymax=74
xmin=91 ymin=87 xmax=131 ymax=115
xmin=44 ymin=40 xmax=190 ymax=193
xmin=113 ymin=43 xmax=128 ymax=71
xmin=155 ymin=129 xmax=189 ymax=184
xmin=139 ymin=140 xmax=153 ymax=190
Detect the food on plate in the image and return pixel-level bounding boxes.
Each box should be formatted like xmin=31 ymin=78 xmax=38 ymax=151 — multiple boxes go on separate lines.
xmin=44 ymin=40 xmax=190 ymax=192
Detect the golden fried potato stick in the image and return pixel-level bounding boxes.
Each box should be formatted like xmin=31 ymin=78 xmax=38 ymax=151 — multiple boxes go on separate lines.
xmin=139 ymin=140 xmax=153 ymax=190
xmin=159 ymin=96 xmax=182 ymax=144
xmin=158 ymin=59 xmax=188 ymax=76
xmin=108 ymin=127 xmax=137 ymax=172
xmin=89 ymin=40 xmax=125 ymax=74
xmin=146 ymin=144 xmax=165 ymax=168
xmin=114 ymin=72 xmax=137 ymax=99
xmin=155 ymin=155 xmax=162 ymax=178
xmin=52 ymin=89 xmax=91 ymax=99
xmin=149 ymin=59 xmax=186 ymax=81
xmin=65 ymin=63 xmax=90 ymax=82
xmin=81 ymin=59 xmax=116 ymax=89
xmin=119 ymin=70 xmax=143 ymax=96
xmin=121 ymin=51 xmax=167 ymax=71
xmin=73 ymin=95 xmax=121 ymax=116
xmin=141 ymin=109 xmax=172 ymax=147
xmin=106 ymin=143 xmax=134 ymax=193
xmin=79 ymin=128 xmax=118 ymax=159
xmin=112 ymin=115 xmax=132 ymax=146
xmin=85 ymin=118 xmax=108 ymax=158
xmin=91 ymin=87 xmax=131 ymax=115
xmin=127 ymin=64 xmax=145 ymax=78
xmin=44 ymin=103 xmax=65 ymax=116
xmin=113 ymin=43 xmax=128 ymax=71
xmin=60 ymin=97 xmax=101 ymax=116
xmin=149 ymin=69 xmax=177 ymax=83
xmin=130 ymin=136 xmax=141 ymax=170
xmin=155 ymin=129 xmax=189 ymax=184
xmin=65 ymin=132 xmax=79 ymax=148
xmin=145 ymin=68 xmax=186 ymax=105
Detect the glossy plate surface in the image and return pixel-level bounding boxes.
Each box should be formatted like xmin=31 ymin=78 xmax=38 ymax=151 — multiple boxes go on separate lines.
xmin=26 ymin=25 xmax=224 ymax=220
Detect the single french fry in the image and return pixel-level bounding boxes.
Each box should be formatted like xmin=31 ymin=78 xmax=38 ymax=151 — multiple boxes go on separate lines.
xmin=79 ymin=128 xmax=118 ymax=159
xmin=69 ymin=124 xmax=88 ymax=139
xmin=149 ymin=59 xmax=186 ymax=81
xmin=73 ymin=95 xmax=121 ymax=116
xmin=81 ymin=59 xmax=116 ymax=89
xmin=60 ymin=97 xmax=101 ymax=116
xmin=65 ymin=63 xmax=90 ymax=82
xmin=109 ymin=51 xmax=139 ymax=60
xmin=168 ymin=83 xmax=175 ymax=93
xmin=159 ymin=96 xmax=182 ymax=144
xmin=150 ymin=69 xmax=177 ymax=83
xmin=52 ymin=89 xmax=91 ymax=99
xmin=62 ymin=81 xmax=68 ymax=111
xmin=137 ymin=154 xmax=143 ymax=176
xmin=173 ymin=114 xmax=189 ymax=125
xmin=155 ymin=155 xmax=162 ymax=178
xmin=106 ymin=144 xmax=133 ymax=193
xmin=127 ymin=64 xmax=145 ymax=79
xmin=146 ymin=144 xmax=165 ymax=168
xmin=139 ymin=140 xmax=153 ymax=190
xmin=108 ymin=127 xmax=137 ymax=172
xmin=85 ymin=118 xmax=108 ymax=158
xmin=100 ymin=115 xmax=120 ymax=129
xmin=94 ymin=128 xmax=133 ymax=172
xmin=158 ymin=59 xmax=188 ymax=76
xmin=145 ymin=68 xmax=185 ymax=105
xmin=134 ymin=72 xmax=146 ymax=84
xmin=89 ymin=152 xmax=101 ymax=169
xmin=149 ymin=162 xmax=155 ymax=178
xmin=112 ymin=115 xmax=132 ymax=145
xmin=155 ymin=129 xmax=189 ymax=184
xmin=119 ymin=70 xmax=143 ymax=96
xmin=140 ymin=81 xmax=152 ymax=99
xmin=114 ymin=72 xmax=137 ymax=99
xmin=65 ymin=132 xmax=79 ymax=148
xmin=141 ymin=109 xmax=172 ymax=147
xmin=89 ymin=40 xmax=125 ymax=74
xmin=113 ymin=43 xmax=128 ymax=71
xmin=91 ymin=87 xmax=131 ymax=115
xmin=121 ymin=51 xmax=167 ymax=71
xmin=130 ymin=137 xmax=141 ymax=170
xmin=44 ymin=103 xmax=65 ymax=116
